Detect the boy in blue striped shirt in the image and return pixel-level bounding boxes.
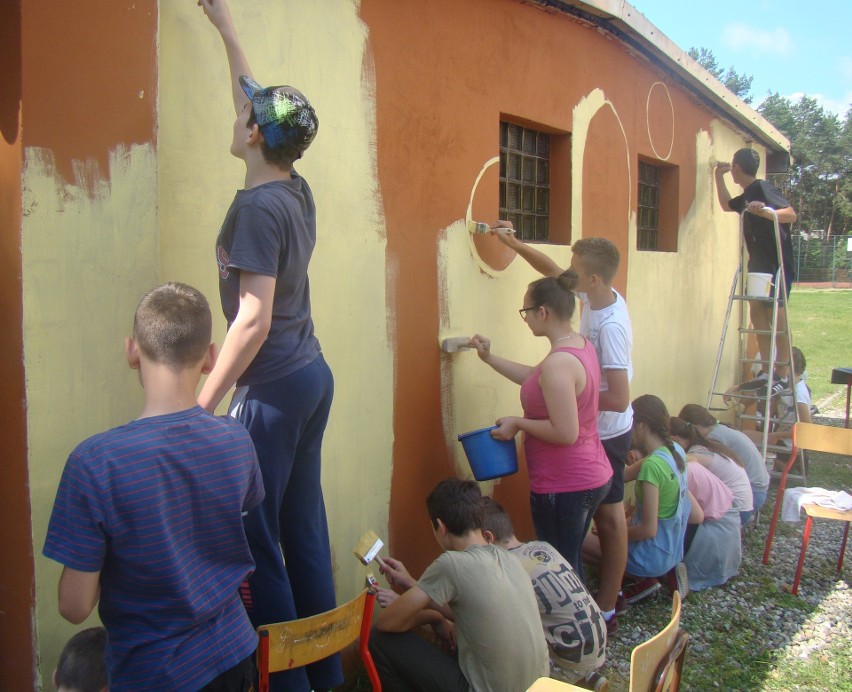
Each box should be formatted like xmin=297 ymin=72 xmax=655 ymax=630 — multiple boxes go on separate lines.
xmin=44 ymin=283 xmax=264 ymax=691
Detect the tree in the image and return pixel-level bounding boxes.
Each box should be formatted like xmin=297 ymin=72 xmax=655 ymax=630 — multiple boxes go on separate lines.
xmin=759 ymin=94 xmax=849 ymax=237
xmin=688 ymin=47 xmax=754 ymax=104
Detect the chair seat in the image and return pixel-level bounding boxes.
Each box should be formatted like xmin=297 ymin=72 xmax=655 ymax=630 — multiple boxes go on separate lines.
xmin=802 ymin=504 xmax=852 ymax=521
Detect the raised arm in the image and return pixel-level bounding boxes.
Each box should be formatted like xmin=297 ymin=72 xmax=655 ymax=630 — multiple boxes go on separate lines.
xmin=199 ymin=0 xmax=252 ymax=115
xmin=713 ymin=162 xmax=734 ymax=212
xmin=492 ymin=221 xmax=563 ymax=277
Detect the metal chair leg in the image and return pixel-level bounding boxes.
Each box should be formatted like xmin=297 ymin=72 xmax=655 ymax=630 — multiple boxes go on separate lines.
xmin=791 ymin=516 xmax=814 ymax=595
xmin=838 ymin=522 xmax=851 ymax=576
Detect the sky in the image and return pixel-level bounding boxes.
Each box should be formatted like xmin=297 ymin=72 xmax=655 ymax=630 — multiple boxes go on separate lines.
xmin=633 ymin=0 xmax=852 ymax=117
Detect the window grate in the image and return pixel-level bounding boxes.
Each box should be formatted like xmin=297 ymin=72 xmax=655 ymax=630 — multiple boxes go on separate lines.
xmin=500 ymin=122 xmax=550 ymax=242
xmin=637 ymin=161 xmax=660 ymax=250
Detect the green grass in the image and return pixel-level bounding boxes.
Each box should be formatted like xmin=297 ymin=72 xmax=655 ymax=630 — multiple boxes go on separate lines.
xmin=787 ymin=288 xmax=852 ymax=405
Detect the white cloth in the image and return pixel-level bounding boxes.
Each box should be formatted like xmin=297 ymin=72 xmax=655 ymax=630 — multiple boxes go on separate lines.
xmin=578 ymin=289 xmax=633 ymax=440
xmin=781 ymin=487 xmax=852 ymax=522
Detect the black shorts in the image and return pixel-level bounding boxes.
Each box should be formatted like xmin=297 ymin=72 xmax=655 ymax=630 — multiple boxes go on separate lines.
xmin=600 ymin=429 xmax=632 ymax=504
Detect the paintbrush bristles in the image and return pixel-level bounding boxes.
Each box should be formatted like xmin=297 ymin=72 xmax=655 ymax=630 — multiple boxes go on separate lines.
xmin=354 ymin=530 xmax=384 ymax=565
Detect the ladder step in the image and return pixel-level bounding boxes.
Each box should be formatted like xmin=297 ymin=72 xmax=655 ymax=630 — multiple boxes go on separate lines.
xmin=732 ymin=294 xmax=780 ymax=303
xmin=737 ymin=413 xmax=784 ymax=423
xmin=738 ymin=328 xmax=777 ymax=335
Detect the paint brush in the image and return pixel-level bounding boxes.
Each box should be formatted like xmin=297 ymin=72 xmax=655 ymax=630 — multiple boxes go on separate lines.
xmin=354 ymin=530 xmax=386 ymax=569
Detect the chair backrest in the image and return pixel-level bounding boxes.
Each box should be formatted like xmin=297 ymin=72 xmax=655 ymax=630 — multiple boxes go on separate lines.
xmin=794 ymin=422 xmax=852 ymax=457
xmin=629 ymin=592 xmax=687 ymax=692
xmin=257 ymin=589 xmax=380 ymax=691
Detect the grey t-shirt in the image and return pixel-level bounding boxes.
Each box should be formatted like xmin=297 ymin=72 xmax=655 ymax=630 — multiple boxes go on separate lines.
xmin=216 ymin=173 xmax=321 ymax=386
xmin=418 ymin=544 xmax=549 ymax=692
xmin=708 ymin=424 xmax=770 ymax=493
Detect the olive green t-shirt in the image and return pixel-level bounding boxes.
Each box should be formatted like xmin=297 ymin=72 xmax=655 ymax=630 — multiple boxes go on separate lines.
xmin=418 ymin=544 xmax=549 ymax=691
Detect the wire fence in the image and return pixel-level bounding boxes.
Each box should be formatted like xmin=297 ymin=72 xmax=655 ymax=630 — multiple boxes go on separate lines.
xmin=792 ymin=233 xmax=852 ymax=287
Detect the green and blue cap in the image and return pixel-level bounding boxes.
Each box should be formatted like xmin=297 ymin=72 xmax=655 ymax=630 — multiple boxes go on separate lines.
xmin=239 ymin=75 xmax=318 ymax=154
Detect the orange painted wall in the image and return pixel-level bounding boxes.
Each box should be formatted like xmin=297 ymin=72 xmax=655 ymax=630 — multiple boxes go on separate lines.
xmin=21 ymin=0 xmax=156 ymax=186
xmin=360 ymin=0 xmax=718 ymax=575
xmin=0 ymin=2 xmax=34 ymax=687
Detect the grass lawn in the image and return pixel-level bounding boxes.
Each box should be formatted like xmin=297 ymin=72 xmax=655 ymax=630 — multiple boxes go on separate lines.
xmin=787 ymin=288 xmax=852 ymax=405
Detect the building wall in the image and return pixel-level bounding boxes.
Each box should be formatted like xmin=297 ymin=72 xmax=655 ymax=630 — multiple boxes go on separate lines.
xmin=21 ymin=0 xmax=159 ymax=684
xmin=360 ymin=0 xmax=748 ymax=574
xmin=0 ymin=2 xmax=35 ymax=688
xmin=17 ymin=0 xmax=759 ymax=684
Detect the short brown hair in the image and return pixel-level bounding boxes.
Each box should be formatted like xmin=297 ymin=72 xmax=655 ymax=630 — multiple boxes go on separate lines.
xmin=426 ymin=478 xmax=483 ymax=536
xmin=133 ymin=283 xmax=212 ymax=367
xmin=55 ymin=627 xmax=107 ymax=692
xmin=480 ymin=497 xmax=514 ymax=542
xmin=570 ymin=237 xmax=620 ymax=284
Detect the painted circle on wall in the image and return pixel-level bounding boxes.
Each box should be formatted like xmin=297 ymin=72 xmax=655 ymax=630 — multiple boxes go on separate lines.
xmin=646 ymin=82 xmax=674 ymax=161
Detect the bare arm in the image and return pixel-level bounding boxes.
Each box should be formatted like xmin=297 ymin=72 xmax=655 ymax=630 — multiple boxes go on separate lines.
xmin=375 ymin=585 xmax=446 ymax=632
xmin=198 ymin=272 xmax=275 ymax=412
xmin=746 ymin=202 xmax=797 ymax=225
xmin=713 ymin=163 xmax=734 ymax=212
xmin=469 ymin=334 xmax=533 ymax=385
xmin=492 ymin=221 xmax=563 ymax=277
xmin=199 ymin=0 xmax=252 ymax=115
xmin=627 ymin=481 xmax=659 ymax=541
xmin=58 ymin=567 xmax=100 ymax=625
xmin=687 ymin=491 xmax=704 ymax=525
xmin=598 ymin=368 xmax=629 ymax=413
xmin=513 ymin=352 xmax=580 ymax=445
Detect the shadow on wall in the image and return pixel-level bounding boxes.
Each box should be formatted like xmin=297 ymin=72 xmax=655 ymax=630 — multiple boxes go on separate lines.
xmin=0 ymin=0 xmax=21 ymax=144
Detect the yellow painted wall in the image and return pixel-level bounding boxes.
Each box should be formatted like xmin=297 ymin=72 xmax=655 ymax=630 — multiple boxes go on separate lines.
xmin=158 ymin=0 xmax=394 ymax=600
xmin=25 ymin=144 xmax=159 ymax=685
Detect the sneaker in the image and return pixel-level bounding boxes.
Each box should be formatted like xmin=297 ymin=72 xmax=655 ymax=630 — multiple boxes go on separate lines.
xmin=623 ymin=578 xmax=661 ymax=605
xmin=615 ymin=592 xmax=628 ymax=615
xmin=604 ymin=613 xmax=618 ymax=637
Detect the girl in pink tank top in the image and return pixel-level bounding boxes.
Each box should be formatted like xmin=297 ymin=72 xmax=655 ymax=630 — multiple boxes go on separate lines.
xmin=470 ymin=270 xmax=612 ymax=581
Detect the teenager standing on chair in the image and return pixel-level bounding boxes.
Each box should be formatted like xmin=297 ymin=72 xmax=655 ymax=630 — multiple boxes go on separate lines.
xmin=197 ymin=2 xmax=339 ymax=690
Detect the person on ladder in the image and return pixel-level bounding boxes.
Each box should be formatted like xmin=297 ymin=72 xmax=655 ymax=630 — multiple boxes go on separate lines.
xmin=713 ymin=149 xmax=797 ymax=380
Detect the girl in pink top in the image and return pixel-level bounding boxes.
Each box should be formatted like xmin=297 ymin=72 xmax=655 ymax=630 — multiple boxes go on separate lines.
xmin=471 ymin=270 xmax=612 ymax=581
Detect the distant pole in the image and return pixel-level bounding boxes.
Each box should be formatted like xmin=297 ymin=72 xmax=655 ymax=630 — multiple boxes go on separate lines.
xmin=796 ymin=234 xmax=802 ymax=284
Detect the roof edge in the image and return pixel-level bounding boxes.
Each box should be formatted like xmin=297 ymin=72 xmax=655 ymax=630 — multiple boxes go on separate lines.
xmin=534 ymin=0 xmax=791 ymax=155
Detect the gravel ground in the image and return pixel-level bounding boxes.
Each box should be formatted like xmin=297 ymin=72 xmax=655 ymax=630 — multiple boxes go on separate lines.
xmin=602 ymin=412 xmax=852 ymax=691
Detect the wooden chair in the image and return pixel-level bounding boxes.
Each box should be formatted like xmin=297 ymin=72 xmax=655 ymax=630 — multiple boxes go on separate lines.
xmin=762 ymin=422 xmax=852 ymax=594
xmin=256 ymin=589 xmax=381 ymax=692
xmin=629 ymin=592 xmax=688 ymax=692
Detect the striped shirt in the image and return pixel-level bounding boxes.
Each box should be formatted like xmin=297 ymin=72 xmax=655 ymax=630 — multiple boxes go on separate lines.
xmin=44 ymin=406 xmax=264 ymax=691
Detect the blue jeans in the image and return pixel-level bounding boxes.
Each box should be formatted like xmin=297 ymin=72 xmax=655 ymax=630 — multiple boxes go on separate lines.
xmin=530 ymin=482 xmax=611 ymax=584
xmin=232 ymin=355 xmax=341 ymax=692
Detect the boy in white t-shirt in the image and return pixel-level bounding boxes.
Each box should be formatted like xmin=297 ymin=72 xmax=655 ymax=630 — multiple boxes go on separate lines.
xmin=493 ymin=226 xmax=632 ymax=635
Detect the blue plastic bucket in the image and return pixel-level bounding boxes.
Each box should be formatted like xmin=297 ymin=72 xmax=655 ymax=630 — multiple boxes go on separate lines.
xmin=457 ymin=426 xmax=519 ymax=481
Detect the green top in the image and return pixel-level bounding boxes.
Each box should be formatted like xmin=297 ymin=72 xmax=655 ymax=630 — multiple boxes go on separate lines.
xmin=636 ymin=446 xmax=682 ymax=519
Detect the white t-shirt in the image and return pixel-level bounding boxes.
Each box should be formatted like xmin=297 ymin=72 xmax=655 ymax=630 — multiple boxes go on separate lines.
xmin=579 ymin=289 xmax=634 ymax=439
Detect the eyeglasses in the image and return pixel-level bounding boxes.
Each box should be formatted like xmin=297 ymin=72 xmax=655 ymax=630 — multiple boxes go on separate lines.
xmin=518 ymin=305 xmax=541 ymax=319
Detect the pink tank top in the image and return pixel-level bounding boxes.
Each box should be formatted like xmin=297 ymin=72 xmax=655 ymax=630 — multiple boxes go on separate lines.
xmin=520 ymin=339 xmax=612 ymax=493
